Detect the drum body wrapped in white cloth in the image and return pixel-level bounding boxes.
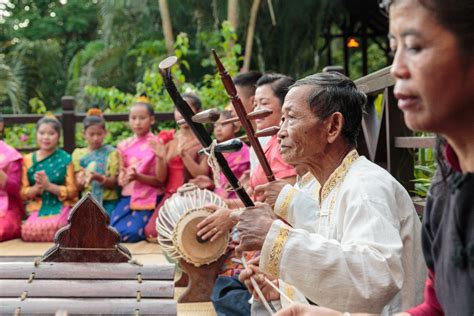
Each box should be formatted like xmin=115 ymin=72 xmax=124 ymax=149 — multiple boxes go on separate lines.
xmin=156 ymin=184 xmax=229 ymax=267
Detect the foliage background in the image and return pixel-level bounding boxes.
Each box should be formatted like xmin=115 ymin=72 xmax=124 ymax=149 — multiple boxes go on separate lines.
xmin=0 ymin=0 xmax=434 ymax=196
xmin=1 ymin=0 xmax=389 ymax=114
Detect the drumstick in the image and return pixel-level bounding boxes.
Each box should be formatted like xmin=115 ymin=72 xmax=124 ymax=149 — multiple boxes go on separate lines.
xmin=232 ymin=258 xmax=294 ymax=305
xmin=263 ymin=278 xmax=294 ymax=304
xmin=241 ymin=257 xmax=276 ymax=315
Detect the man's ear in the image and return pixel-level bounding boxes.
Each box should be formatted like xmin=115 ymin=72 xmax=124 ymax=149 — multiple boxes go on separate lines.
xmin=326 ymin=112 xmax=344 ymax=144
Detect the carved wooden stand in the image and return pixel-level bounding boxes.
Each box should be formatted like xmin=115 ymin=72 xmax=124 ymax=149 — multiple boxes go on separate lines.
xmin=178 ymin=256 xmax=225 ymax=303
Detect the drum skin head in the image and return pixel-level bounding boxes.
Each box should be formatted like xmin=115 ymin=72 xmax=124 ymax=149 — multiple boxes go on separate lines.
xmin=174 ymin=208 xmax=229 ymax=267
xmin=157 ymin=185 xmax=228 ymax=266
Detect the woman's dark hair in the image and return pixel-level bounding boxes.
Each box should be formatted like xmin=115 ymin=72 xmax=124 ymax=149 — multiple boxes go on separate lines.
xmin=256 ymin=73 xmax=295 ymax=106
xmin=182 ymin=92 xmax=202 ymax=112
xmin=291 ymin=72 xmax=367 ymax=146
xmin=382 ymin=0 xmax=474 ymax=56
xmin=37 ymin=116 xmax=62 ymax=135
xmin=83 ymin=108 xmax=106 ymax=130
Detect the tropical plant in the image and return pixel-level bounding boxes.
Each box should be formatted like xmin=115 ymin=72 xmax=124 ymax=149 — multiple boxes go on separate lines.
xmin=412 ymin=136 xmax=437 ymax=198
xmin=81 ymin=23 xmax=241 ymax=146
xmin=6 ymin=39 xmax=64 ymax=109
xmin=0 ymin=55 xmax=24 ymax=113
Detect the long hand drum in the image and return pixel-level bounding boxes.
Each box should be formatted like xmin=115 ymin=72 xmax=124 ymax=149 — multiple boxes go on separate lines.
xmin=156 ymin=184 xmax=228 ymax=267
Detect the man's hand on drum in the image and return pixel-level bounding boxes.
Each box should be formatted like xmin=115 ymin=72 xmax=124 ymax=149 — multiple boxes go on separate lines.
xmin=197 ymin=204 xmax=236 ymax=242
xmin=235 ymin=202 xmax=277 ymax=256
xmin=239 ymin=264 xmax=280 ymax=302
xmin=254 ymin=180 xmax=288 ymax=208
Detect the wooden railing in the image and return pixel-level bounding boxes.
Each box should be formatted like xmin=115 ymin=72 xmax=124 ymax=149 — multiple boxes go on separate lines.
xmin=354 ymin=66 xmax=434 ymax=214
xmin=2 ymin=97 xmax=175 ymax=153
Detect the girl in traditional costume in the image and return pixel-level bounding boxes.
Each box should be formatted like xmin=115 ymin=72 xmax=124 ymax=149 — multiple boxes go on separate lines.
xmin=20 ymin=115 xmax=78 ymax=242
xmin=111 ymin=96 xmax=166 ymax=242
xmin=144 ymin=93 xmax=210 ymax=241
xmin=0 ymin=114 xmax=24 ymax=241
xmin=72 ymin=109 xmax=119 ymax=216
xmin=213 ymin=110 xmax=250 ymax=199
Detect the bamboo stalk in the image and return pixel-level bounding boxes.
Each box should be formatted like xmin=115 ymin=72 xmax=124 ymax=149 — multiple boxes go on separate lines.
xmin=243 ymin=0 xmax=262 ymax=71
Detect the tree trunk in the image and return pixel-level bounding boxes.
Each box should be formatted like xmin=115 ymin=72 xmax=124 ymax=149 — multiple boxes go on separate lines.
xmin=243 ymin=0 xmax=262 ymax=71
xmin=158 ymin=0 xmax=174 ymax=54
xmin=227 ymin=0 xmax=238 ymax=30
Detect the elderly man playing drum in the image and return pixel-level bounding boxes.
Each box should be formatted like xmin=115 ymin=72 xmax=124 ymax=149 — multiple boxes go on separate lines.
xmin=238 ymin=72 xmax=425 ymax=314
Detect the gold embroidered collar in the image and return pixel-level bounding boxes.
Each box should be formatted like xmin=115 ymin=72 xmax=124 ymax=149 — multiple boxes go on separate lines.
xmin=299 ymin=172 xmax=314 ymax=187
xmin=319 ymin=149 xmax=359 ymax=202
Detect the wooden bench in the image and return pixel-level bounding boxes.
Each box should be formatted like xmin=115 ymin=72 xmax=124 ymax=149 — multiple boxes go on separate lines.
xmin=0 ymin=193 xmax=177 ymax=315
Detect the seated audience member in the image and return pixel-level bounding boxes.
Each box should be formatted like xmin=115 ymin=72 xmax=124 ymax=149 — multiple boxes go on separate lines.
xmin=72 ymin=109 xmax=119 ymax=216
xmin=21 ymin=115 xmax=78 ymax=242
xmin=0 ymin=114 xmax=24 ymax=241
xmin=111 ymin=96 xmax=165 ymax=242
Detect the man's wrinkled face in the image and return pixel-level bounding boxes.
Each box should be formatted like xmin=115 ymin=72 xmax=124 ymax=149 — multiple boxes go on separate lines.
xmin=278 ymin=85 xmax=327 ymax=166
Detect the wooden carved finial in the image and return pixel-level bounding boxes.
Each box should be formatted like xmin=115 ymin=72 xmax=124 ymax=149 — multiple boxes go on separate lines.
xmin=42 ymin=193 xmax=131 ymax=263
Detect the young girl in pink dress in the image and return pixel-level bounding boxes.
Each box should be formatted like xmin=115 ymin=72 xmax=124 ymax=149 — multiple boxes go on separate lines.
xmin=0 ymin=114 xmax=24 ymax=241
xmin=111 ymin=97 xmax=166 ymax=242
